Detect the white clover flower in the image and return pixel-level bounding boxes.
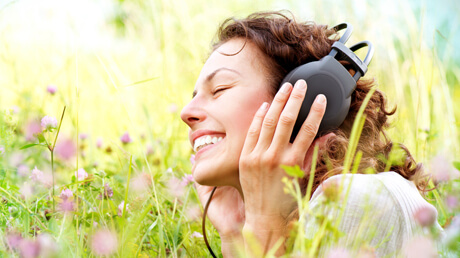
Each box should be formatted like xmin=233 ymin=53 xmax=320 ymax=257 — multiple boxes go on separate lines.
xmin=41 ymin=116 xmax=58 ymax=131
xmin=60 ymin=188 xmax=73 ymax=200
xmin=29 ymin=166 xmax=43 ymax=182
xmin=46 ymin=84 xmax=57 ymax=94
xmin=75 ymin=168 xmax=88 ymax=181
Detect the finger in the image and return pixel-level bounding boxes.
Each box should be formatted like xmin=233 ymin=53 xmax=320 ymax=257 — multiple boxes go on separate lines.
xmin=271 ymin=79 xmax=307 ymax=149
xmin=292 ymin=94 xmax=327 ymax=156
xmin=241 ymin=101 xmax=270 ymax=155
xmin=255 ymin=82 xmax=293 ymax=150
xmin=302 ymin=132 xmax=335 ymax=169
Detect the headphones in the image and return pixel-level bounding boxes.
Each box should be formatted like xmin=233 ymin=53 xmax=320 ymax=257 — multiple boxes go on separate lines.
xmin=280 ymin=23 xmax=374 ymax=141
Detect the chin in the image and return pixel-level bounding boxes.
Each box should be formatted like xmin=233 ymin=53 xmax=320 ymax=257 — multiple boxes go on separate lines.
xmin=192 ymin=163 xmax=238 ymax=187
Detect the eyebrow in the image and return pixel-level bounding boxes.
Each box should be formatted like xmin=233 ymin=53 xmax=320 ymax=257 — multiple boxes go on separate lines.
xmin=192 ymin=68 xmax=241 ymax=98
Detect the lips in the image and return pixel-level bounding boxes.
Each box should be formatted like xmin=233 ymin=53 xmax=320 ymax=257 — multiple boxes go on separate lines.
xmin=194 ymin=135 xmax=223 ymax=152
xmin=190 ymin=130 xmax=226 ymax=153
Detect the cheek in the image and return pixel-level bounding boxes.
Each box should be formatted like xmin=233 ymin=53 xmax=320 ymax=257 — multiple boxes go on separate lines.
xmin=229 ymin=99 xmax=268 ymax=141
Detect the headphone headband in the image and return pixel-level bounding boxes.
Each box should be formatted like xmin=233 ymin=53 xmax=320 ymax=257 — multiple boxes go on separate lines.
xmin=333 ymin=22 xmax=353 ymax=44
xmin=281 ymin=22 xmax=374 ymax=140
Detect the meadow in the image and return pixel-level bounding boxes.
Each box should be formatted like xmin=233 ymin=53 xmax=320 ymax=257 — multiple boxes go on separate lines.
xmin=0 ymin=0 xmax=459 ymax=257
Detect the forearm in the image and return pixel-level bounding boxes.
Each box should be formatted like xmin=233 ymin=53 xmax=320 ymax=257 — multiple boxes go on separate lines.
xmin=242 ymin=214 xmax=289 ymax=257
xmin=220 ymin=233 xmax=244 ymax=258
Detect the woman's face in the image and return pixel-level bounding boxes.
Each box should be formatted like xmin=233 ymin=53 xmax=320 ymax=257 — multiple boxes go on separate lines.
xmin=181 ymin=38 xmax=273 ymax=188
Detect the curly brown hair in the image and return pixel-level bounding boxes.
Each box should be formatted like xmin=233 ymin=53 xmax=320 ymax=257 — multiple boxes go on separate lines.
xmin=212 ymin=11 xmax=426 ymax=194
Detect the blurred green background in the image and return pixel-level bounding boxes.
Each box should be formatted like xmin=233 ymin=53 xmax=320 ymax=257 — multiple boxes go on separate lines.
xmin=0 ymin=0 xmax=459 ymax=169
xmin=0 ymin=0 xmax=459 ymax=256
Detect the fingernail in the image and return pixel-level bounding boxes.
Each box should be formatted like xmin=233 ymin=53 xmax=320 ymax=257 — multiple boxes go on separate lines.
xmin=280 ymin=83 xmax=291 ymax=93
xmin=260 ymin=102 xmax=269 ymax=110
xmin=296 ymin=80 xmax=307 ymax=89
xmin=315 ymin=94 xmax=326 ymax=104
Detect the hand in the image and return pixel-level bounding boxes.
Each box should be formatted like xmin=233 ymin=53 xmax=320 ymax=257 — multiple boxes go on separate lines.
xmin=239 ymin=79 xmax=327 ymax=253
xmin=195 ymin=183 xmax=245 ymax=238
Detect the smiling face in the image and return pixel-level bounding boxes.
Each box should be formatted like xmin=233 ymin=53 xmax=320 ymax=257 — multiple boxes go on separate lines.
xmin=180 ymin=38 xmax=273 ymax=188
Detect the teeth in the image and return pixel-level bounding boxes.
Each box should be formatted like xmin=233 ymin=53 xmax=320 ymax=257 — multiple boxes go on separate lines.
xmin=193 ymin=135 xmax=224 ymax=152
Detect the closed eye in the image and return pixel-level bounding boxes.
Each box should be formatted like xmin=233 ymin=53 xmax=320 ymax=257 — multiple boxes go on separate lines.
xmin=212 ymin=87 xmax=229 ymax=95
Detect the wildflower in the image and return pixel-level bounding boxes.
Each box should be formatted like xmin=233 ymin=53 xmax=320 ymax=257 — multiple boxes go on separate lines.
xmin=29 ymin=167 xmax=43 ymax=182
xmin=79 ymin=133 xmax=88 ymax=140
xmin=37 ymin=234 xmax=58 ymax=257
xmin=191 ymin=231 xmax=203 ymax=238
xmin=118 ymin=201 xmax=129 ymax=217
xmin=91 ymin=229 xmax=118 ymax=256
xmin=54 ymin=138 xmax=76 ymax=160
xmin=60 ymin=189 xmax=73 ymax=200
xmin=5 ymin=232 xmax=23 ymax=250
xmin=146 ymin=144 xmax=154 ymax=156
xmin=413 ymin=206 xmax=437 ymax=227
xmin=59 ymin=199 xmax=75 ymax=213
xmin=75 ymin=168 xmax=88 ymax=181
xmin=25 ymin=120 xmax=41 ymax=141
xmin=167 ymin=177 xmax=185 ymax=198
xmin=190 ymin=154 xmax=195 ymax=165
xmin=17 ymin=164 xmax=30 ymax=177
xmin=356 ymin=247 xmax=375 ymax=258
xmin=39 ymin=173 xmax=53 ymax=188
xmin=168 ymin=103 xmax=178 ymax=113
xmin=186 ymin=205 xmax=201 ymax=221
xmin=11 ymin=105 xmax=19 ymax=114
xmin=181 ymin=174 xmax=194 ymax=186
xmin=446 ymin=195 xmax=458 ymax=210
xmin=104 ymin=183 xmax=113 ymax=198
xmin=131 ymin=173 xmax=152 ymax=193
xmin=18 ymin=238 xmax=40 ymax=258
xmin=429 ymin=154 xmax=460 ymax=182
xmin=120 ymin=132 xmax=132 ymax=144
xmin=98 ymin=183 xmax=113 ymax=199
xmin=326 ymin=248 xmax=351 ymax=258
xmin=96 ymin=137 xmax=103 ymax=148
xmin=0 ymin=145 xmax=4 ymax=155
xmin=402 ymin=236 xmax=437 ymax=258
xmin=41 ymin=116 xmax=57 ymax=131
xmin=46 ymin=84 xmax=57 ymax=94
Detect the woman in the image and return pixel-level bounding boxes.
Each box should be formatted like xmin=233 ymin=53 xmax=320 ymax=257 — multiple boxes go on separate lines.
xmin=180 ymin=11 xmax=440 ymax=257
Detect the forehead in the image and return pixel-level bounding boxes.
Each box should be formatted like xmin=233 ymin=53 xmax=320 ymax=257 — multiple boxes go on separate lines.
xmin=195 ymin=39 xmax=264 ymax=86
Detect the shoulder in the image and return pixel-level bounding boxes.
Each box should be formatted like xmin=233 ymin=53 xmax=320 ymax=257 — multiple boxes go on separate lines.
xmin=312 ymin=172 xmax=434 ymax=216
xmin=306 ymin=172 xmax=440 ymax=256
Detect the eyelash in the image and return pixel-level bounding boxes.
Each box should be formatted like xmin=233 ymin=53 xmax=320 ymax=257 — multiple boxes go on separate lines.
xmin=212 ymin=87 xmax=228 ymax=95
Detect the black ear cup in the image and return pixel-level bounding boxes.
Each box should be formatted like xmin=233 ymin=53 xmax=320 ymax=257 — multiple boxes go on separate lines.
xmin=280 ymin=23 xmax=374 ymax=142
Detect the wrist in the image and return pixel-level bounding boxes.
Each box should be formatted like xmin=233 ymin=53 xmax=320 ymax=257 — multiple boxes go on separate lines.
xmin=220 ymin=232 xmax=243 ymax=244
xmin=242 ymin=214 xmax=289 ymax=256
xmin=220 ymin=233 xmax=243 ymax=258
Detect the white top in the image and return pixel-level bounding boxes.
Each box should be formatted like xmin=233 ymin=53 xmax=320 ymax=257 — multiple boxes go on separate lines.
xmin=304 ymin=172 xmax=442 ymax=257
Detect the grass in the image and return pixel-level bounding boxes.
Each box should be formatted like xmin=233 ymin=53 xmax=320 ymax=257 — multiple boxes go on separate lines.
xmin=0 ymin=0 xmax=459 ymax=257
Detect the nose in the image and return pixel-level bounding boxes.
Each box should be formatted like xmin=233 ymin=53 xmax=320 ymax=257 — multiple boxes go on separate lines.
xmin=180 ymin=97 xmax=207 ymax=127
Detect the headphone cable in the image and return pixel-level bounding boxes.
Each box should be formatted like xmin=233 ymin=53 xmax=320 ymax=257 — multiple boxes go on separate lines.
xmin=202 ymin=186 xmax=218 ymax=258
